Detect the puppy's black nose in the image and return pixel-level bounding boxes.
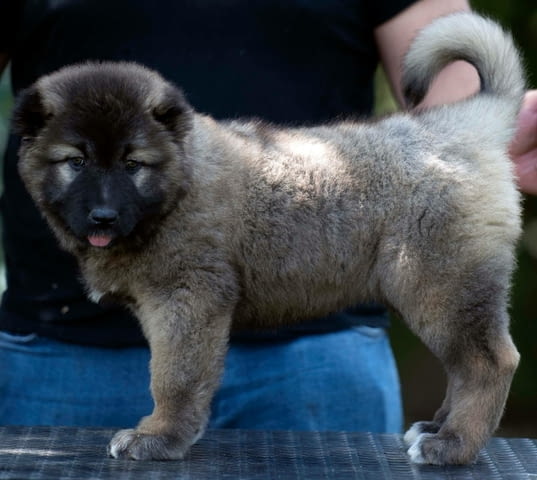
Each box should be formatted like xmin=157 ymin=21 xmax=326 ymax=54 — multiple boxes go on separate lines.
xmin=89 ymin=207 xmax=118 ymax=225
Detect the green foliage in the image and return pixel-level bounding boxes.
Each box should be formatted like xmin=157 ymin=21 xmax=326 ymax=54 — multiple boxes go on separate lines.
xmin=473 ymin=0 xmax=537 ymax=81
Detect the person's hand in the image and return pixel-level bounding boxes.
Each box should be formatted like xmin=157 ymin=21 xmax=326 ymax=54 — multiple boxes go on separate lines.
xmin=511 ymin=90 xmax=537 ymax=194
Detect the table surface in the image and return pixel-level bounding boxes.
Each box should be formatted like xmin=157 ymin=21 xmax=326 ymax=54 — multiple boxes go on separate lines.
xmin=1 ymin=427 xmax=537 ymax=479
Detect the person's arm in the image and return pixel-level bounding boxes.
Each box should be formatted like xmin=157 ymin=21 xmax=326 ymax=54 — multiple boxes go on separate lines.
xmin=374 ymin=0 xmax=477 ymax=108
xmin=375 ymin=0 xmax=537 ymax=193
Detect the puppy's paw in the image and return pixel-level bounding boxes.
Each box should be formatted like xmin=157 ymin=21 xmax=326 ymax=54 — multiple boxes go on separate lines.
xmin=403 ymin=421 xmax=441 ymax=446
xmin=406 ymin=431 xmax=475 ymax=465
xmin=108 ymin=428 xmax=190 ymax=460
xmin=407 ymin=433 xmax=430 ymax=464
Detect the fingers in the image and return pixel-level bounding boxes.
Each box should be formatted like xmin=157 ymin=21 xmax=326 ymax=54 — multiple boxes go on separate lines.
xmin=511 ymin=90 xmax=537 ymax=194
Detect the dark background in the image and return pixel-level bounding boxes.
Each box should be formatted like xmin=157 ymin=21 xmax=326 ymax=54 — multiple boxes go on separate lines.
xmin=0 ymin=0 xmax=535 ymax=435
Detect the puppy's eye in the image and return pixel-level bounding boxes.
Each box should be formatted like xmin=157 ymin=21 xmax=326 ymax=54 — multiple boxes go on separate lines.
xmin=68 ymin=157 xmax=86 ymax=171
xmin=125 ymin=159 xmax=142 ymax=173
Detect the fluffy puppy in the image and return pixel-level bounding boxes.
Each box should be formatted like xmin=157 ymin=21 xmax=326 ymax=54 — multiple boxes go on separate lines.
xmin=13 ymin=12 xmax=525 ymax=465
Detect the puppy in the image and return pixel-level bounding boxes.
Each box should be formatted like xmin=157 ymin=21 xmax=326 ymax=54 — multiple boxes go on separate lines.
xmin=13 ymin=12 xmax=525 ymax=464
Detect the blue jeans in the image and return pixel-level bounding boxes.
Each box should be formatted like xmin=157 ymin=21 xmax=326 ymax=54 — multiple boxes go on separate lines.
xmin=0 ymin=327 xmax=402 ymax=433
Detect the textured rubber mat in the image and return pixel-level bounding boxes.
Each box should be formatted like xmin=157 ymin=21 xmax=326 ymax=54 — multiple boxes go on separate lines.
xmin=1 ymin=427 xmax=537 ymax=479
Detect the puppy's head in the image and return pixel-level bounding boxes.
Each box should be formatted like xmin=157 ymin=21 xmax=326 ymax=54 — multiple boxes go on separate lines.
xmin=13 ymin=62 xmax=193 ymax=252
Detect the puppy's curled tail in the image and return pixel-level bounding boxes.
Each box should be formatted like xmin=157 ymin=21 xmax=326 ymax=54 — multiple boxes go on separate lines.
xmin=402 ymin=12 xmax=525 ymax=108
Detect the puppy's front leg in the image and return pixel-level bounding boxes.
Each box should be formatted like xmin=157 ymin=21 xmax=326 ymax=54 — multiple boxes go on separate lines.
xmin=108 ymin=289 xmax=234 ymax=460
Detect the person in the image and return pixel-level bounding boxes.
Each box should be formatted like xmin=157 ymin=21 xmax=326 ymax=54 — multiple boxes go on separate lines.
xmin=0 ymin=0 xmax=535 ymax=433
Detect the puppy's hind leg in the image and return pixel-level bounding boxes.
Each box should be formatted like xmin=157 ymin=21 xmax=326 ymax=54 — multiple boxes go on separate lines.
xmin=393 ymin=258 xmax=519 ymax=465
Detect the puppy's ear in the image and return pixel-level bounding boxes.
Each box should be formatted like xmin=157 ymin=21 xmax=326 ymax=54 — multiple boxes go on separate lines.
xmin=12 ymin=86 xmax=51 ymax=138
xmin=152 ymin=85 xmax=192 ymax=136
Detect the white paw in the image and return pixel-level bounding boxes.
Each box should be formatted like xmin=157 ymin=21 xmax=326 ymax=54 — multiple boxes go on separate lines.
xmin=108 ymin=427 xmax=201 ymax=460
xmin=108 ymin=429 xmax=138 ymax=459
xmin=407 ymin=433 xmax=428 ymax=464
xmin=403 ymin=423 xmax=423 ymax=446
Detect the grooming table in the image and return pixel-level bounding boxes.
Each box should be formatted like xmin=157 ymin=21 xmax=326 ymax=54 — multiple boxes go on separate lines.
xmin=1 ymin=427 xmax=536 ymax=479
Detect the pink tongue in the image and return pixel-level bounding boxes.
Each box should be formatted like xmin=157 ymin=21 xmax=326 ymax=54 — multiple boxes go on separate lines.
xmin=88 ymin=235 xmax=112 ymax=247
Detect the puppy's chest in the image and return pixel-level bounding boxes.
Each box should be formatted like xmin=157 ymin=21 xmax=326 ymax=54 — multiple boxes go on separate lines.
xmin=89 ymin=288 xmax=137 ymax=310
xmin=83 ymin=259 xmax=139 ymax=310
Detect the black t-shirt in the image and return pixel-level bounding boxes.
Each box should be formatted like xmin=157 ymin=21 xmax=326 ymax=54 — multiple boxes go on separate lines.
xmin=0 ymin=0 xmax=416 ymax=346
